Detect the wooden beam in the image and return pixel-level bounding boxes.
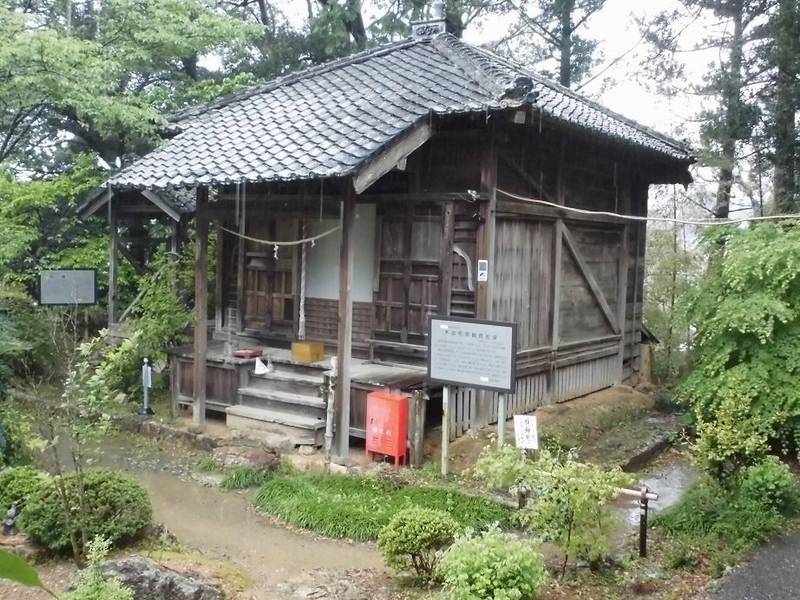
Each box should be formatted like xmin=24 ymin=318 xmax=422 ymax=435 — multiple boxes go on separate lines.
xmin=108 ymin=196 xmax=118 ymax=328
xmin=193 ymin=187 xmax=209 ymax=428
xmin=561 ymin=225 xmax=621 ymax=334
xmin=141 ymin=189 xmax=181 ymax=222
xmin=353 ymin=123 xmax=432 ymax=194
xmin=115 ymin=242 xmax=146 ymax=275
xmin=497 ymin=152 xmax=559 ymax=205
xmin=334 ymin=183 xmax=356 ymax=463
xmin=81 ymin=187 xmax=111 ymax=218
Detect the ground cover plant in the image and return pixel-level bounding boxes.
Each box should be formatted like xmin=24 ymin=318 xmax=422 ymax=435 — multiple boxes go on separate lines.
xmin=654 ymin=457 xmax=798 ymax=576
xmin=221 ymin=466 xmax=275 ymax=490
xmin=255 ymin=472 xmax=511 ymax=541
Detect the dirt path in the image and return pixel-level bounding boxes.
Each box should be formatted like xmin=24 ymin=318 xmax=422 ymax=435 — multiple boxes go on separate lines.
xmin=0 ymin=435 xmax=385 ymax=599
xmin=135 ymin=468 xmax=384 ymax=594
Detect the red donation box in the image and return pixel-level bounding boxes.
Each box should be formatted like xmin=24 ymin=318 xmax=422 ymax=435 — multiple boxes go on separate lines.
xmin=366 ymin=390 xmax=410 ymax=466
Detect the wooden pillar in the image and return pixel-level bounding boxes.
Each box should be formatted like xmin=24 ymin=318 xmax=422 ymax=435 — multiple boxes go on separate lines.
xmin=474 ymin=130 xmax=497 ymax=429
xmin=107 ymin=190 xmax=118 ymax=329
xmin=236 ymin=191 xmax=246 ymax=332
xmin=214 ymin=222 xmax=224 ymax=333
xmin=334 ymin=184 xmax=355 ymax=463
xmin=193 ymin=187 xmax=209 ymax=428
xmin=617 ymin=221 xmax=630 ymax=383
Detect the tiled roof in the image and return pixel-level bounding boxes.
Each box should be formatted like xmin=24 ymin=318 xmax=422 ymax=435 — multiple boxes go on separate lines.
xmin=110 ymin=33 xmax=693 ymax=191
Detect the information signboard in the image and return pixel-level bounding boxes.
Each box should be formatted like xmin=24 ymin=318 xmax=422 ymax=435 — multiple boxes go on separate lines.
xmin=39 ymin=270 xmax=97 ymax=306
xmin=427 ymin=316 xmax=516 ymax=393
xmin=514 ymin=414 xmax=539 ymax=449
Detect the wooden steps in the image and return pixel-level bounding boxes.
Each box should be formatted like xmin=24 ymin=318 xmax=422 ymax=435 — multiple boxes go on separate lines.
xmin=226 ymin=363 xmax=328 ymax=448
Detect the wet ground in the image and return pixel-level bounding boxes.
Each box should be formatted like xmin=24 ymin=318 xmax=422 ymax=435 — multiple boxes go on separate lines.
xmin=97 ymin=435 xmax=386 ymax=597
xmin=615 ymin=448 xmax=699 ymax=527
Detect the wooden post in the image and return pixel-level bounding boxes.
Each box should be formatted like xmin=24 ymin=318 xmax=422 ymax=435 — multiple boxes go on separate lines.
xmin=409 ymin=390 xmax=427 ymax=468
xmin=617 ymin=225 xmax=630 ymax=383
xmin=108 ymin=192 xmax=118 ymax=329
xmin=193 ymin=186 xmax=209 ymax=428
xmin=236 ymin=185 xmax=246 ymax=332
xmin=474 ymin=130 xmax=497 ymax=429
xmin=215 ymin=222 xmax=224 ymax=334
xmin=441 ymin=385 xmax=450 ymax=477
xmin=549 ymin=220 xmax=563 ymax=402
xmin=334 ymin=184 xmax=355 ymax=463
xmin=497 ymin=392 xmax=506 ymax=447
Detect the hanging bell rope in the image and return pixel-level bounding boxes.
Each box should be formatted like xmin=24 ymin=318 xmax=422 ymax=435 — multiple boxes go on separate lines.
xmin=218 ymin=223 xmax=340 ymax=246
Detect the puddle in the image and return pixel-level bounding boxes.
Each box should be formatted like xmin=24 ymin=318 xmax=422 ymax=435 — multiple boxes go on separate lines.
xmin=615 ymin=455 xmax=699 ymax=526
xmin=89 ymin=436 xmax=383 ymax=595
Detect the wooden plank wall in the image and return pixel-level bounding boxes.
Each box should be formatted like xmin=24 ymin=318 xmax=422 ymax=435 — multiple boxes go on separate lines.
xmin=304 ymin=298 xmax=372 ymax=345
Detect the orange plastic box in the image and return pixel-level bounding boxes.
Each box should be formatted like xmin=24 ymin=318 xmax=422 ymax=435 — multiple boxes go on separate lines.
xmin=366 ymin=390 xmax=410 ymax=467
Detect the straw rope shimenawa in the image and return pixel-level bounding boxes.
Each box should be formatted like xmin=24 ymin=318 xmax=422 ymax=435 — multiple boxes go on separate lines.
xmin=496 ymin=188 xmax=800 ymax=226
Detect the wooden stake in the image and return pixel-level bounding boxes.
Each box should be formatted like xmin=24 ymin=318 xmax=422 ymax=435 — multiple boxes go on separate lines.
xmin=193 ymin=186 xmax=209 ymax=428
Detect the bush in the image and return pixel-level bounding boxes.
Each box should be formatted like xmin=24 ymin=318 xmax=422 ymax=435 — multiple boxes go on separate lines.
xmin=471 ymin=446 xmax=632 ymax=571
xmin=0 ymin=466 xmax=50 ymax=512
xmin=61 ymin=536 xmax=134 ymax=600
xmin=437 ymin=527 xmax=548 ymax=600
xmin=378 ymin=507 xmax=458 ymax=581
xmin=255 ymin=472 xmax=510 ymax=541
xmin=19 ymin=468 xmax=152 ymax=552
xmin=739 ymin=457 xmax=796 ymax=514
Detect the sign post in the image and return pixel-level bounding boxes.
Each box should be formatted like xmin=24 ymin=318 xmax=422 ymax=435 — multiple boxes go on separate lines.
xmin=497 ymin=393 xmax=506 ymax=447
xmin=428 ymin=316 xmax=516 ymax=476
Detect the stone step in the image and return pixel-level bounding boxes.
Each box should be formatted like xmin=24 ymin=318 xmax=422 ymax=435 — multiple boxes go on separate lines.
xmin=238 ymin=387 xmax=326 ymax=419
xmin=226 ymin=405 xmax=325 ymax=447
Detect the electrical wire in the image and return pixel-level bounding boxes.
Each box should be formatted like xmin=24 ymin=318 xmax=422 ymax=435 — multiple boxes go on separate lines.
xmin=495 ymin=188 xmax=800 ymax=226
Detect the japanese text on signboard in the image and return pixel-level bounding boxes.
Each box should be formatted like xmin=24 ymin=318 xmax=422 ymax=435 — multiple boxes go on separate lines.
xmin=428 ymin=316 xmax=516 ymax=393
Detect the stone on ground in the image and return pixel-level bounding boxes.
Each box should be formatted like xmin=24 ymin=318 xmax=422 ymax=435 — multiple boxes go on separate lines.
xmin=212 ymin=445 xmax=279 ymax=469
xmin=100 ymin=556 xmax=224 ymax=600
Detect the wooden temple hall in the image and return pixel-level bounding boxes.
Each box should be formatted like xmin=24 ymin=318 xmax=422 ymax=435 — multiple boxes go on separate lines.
xmin=85 ymin=18 xmax=693 ymax=463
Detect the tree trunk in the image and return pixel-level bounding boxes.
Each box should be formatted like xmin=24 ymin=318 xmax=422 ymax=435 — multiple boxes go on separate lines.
xmin=559 ymin=0 xmax=575 ymax=87
xmin=772 ymin=0 xmax=798 ymax=213
xmin=713 ymin=0 xmax=744 ymax=219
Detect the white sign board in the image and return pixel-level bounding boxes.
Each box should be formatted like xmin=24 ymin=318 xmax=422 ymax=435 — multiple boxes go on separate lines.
xmin=39 ymin=270 xmax=97 ymax=305
xmin=514 ymin=415 xmax=539 ymax=449
xmin=428 ymin=316 xmax=516 ymax=393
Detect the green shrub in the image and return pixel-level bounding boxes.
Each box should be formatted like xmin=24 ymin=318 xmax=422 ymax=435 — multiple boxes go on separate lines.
xmin=437 ymin=527 xmax=548 ymax=600
xmin=0 ymin=466 xmax=50 ymax=512
xmin=61 ymin=537 xmax=134 ymax=600
xmin=19 ymin=468 xmax=152 ymax=552
xmin=471 ymin=446 xmax=632 ymax=571
xmin=739 ymin=457 xmax=796 ymax=514
xmin=255 ymin=472 xmax=510 ymax=541
xmin=221 ymin=467 xmax=274 ymax=490
xmin=378 ymin=507 xmax=459 ymax=581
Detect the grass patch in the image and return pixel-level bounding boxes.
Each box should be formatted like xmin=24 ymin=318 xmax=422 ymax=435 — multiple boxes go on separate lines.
xmin=653 ymin=477 xmax=791 ymax=576
xmin=255 ymin=472 xmax=511 ymax=541
xmin=196 ymin=457 xmax=222 ymax=473
xmin=221 ymin=467 xmax=274 ymax=490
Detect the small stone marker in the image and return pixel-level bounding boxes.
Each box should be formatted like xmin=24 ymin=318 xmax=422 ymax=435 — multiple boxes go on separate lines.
xmin=513 ymin=415 xmax=538 ymax=449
